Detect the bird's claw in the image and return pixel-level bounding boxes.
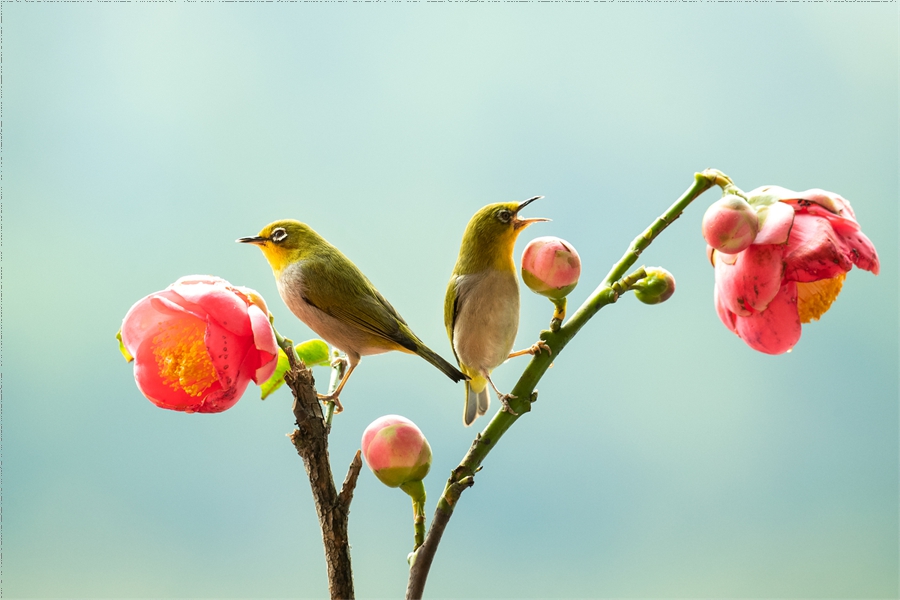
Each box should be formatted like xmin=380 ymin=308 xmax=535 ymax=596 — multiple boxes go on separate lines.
xmin=499 ymin=393 xmax=519 ymax=416
xmin=330 ymin=355 xmax=349 ymax=370
xmin=317 ymin=393 xmax=344 ymax=414
xmin=530 ymin=340 xmax=552 ymax=356
xmin=506 ymin=340 xmax=552 ymax=361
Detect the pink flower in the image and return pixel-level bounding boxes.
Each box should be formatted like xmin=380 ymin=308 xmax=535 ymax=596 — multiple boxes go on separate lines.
xmin=521 ymin=236 xmax=582 ymax=299
xmin=709 ymin=187 xmax=879 ymax=354
xmin=361 ymin=415 xmax=432 ymax=490
xmin=119 ymin=275 xmax=278 ymax=413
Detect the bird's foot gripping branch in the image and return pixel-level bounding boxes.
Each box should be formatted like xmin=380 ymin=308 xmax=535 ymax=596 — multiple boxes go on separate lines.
xmin=117 ymin=169 xmax=879 ymax=600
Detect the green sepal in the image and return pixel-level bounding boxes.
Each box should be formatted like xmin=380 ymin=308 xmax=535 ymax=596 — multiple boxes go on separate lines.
xmin=116 ymin=330 xmax=133 ymax=363
xmin=753 ymin=202 xmax=778 ymax=234
xmin=745 ymin=192 xmax=780 ymax=208
xmin=260 ymin=349 xmax=290 ymax=399
xmin=260 ymin=338 xmax=331 ymax=400
xmin=400 ymin=479 xmax=427 ymax=504
xmin=522 ymin=268 xmax=578 ymax=300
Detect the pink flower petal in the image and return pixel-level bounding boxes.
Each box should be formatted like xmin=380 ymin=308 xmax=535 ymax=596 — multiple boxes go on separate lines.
xmin=790 ymin=189 xmax=844 ymax=215
xmin=172 ymin=274 xmax=230 ymax=287
xmin=150 ymin=294 xmax=208 ymax=321
xmin=715 ymin=244 xmax=784 ymax=316
xmin=121 ymin=290 xmax=206 ymax=357
xmin=753 ymin=201 xmax=794 ymax=245
xmin=843 ymin=229 xmax=880 ymax=274
xmin=713 ymin=285 xmax=737 ymax=333
xmin=204 ymin=319 xmax=252 ymax=395
xmin=131 ymin=314 xmax=224 ymax=412
xmin=236 ymin=285 xmax=271 ymax=315
xmin=247 ymin=304 xmax=278 ymax=383
xmin=734 ymin=281 xmax=801 ymax=355
xmin=746 ymin=185 xmax=796 ymax=199
xmin=172 ymin=280 xmax=252 ymax=338
xmin=750 ymin=186 xmax=848 ymax=218
xmin=193 ymin=365 xmax=249 ymax=413
xmin=783 ymin=214 xmax=853 ymax=283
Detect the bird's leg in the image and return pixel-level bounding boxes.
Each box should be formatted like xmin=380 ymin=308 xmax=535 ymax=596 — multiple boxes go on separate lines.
xmin=318 ymin=363 xmax=356 ymax=414
xmin=486 ymin=375 xmax=518 ymax=416
xmin=507 ymin=340 xmax=552 ymax=360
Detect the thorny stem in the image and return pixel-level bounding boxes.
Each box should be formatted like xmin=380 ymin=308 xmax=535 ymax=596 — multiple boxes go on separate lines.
xmin=405 ymin=168 xmax=733 ymax=599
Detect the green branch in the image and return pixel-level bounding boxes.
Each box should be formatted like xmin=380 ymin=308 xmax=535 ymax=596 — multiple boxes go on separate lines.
xmin=405 ymin=168 xmax=735 ymax=599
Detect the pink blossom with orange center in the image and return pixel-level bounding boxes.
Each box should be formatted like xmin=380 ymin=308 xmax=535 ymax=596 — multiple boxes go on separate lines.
xmin=709 ymin=187 xmax=879 ymax=355
xmin=361 ymin=415 xmax=432 ymax=490
xmin=521 ymin=236 xmax=582 ymax=300
xmin=119 ymin=275 xmax=278 ymax=413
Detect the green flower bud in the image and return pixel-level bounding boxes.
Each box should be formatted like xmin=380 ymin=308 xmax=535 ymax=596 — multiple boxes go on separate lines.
xmin=633 ymin=267 xmax=676 ymax=305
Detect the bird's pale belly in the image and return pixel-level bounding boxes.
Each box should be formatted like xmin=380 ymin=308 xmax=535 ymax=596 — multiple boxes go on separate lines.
xmin=453 ymin=270 xmax=519 ymax=375
xmin=277 ymin=268 xmax=391 ymax=361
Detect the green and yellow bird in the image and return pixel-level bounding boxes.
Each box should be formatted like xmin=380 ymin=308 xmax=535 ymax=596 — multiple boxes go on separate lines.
xmin=445 ymin=197 xmax=549 ymax=426
xmin=239 ymin=220 xmax=466 ymax=411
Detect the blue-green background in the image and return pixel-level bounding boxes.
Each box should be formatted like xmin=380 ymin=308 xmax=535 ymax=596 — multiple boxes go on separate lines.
xmin=4 ymin=4 xmax=897 ymax=598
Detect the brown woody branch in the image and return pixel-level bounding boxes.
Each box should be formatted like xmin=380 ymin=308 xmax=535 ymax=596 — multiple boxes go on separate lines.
xmin=285 ymin=358 xmax=360 ymax=600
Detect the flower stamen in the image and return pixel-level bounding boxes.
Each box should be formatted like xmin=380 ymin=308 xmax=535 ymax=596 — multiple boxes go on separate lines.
xmin=797 ymin=273 xmax=846 ymax=324
xmin=153 ymin=320 xmax=219 ymax=397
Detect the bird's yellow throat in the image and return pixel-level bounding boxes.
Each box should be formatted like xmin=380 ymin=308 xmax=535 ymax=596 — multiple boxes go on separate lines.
xmin=256 ymin=243 xmax=294 ymax=278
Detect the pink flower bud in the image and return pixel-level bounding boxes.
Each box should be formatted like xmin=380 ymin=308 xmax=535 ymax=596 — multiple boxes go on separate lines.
xmin=521 ymin=236 xmax=582 ymax=300
xmin=633 ymin=267 xmax=676 ymax=305
xmin=361 ymin=415 xmax=432 ymax=491
xmin=701 ymin=195 xmax=760 ymax=254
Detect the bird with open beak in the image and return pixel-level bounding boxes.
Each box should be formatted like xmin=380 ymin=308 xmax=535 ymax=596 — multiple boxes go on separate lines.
xmin=444 ymin=196 xmax=551 ymax=426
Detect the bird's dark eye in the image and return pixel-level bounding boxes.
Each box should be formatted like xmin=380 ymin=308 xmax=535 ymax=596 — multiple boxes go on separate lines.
xmin=497 ymin=209 xmax=512 ymax=223
xmin=271 ymin=228 xmax=288 ymax=243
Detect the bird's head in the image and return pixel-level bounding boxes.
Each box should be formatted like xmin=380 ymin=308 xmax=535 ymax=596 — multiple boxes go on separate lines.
xmin=237 ymin=219 xmax=320 ymax=275
xmin=460 ymin=196 xmax=549 ymax=269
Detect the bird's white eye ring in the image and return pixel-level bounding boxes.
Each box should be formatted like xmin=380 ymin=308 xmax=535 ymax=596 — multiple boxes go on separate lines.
xmin=498 ymin=209 xmax=512 ymax=223
xmin=271 ymin=228 xmax=288 ymax=243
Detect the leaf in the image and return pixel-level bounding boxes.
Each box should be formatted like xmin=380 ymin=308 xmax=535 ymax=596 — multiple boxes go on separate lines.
xmin=295 ymin=338 xmax=331 ymax=368
xmin=259 ymin=339 xmax=331 ymax=400
xmin=116 ymin=330 xmax=134 ymax=363
xmin=260 ymin=348 xmax=290 ymax=399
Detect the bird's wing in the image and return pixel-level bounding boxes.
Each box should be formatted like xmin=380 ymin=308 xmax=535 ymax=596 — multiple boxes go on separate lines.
xmin=300 ymin=258 xmax=418 ymax=352
xmin=444 ymin=274 xmax=461 ymax=363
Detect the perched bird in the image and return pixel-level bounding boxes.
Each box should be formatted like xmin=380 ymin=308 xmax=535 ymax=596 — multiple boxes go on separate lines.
xmin=445 ymin=197 xmax=550 ymax=426
xmin=239 ymin=220 xmax=466 ymax=411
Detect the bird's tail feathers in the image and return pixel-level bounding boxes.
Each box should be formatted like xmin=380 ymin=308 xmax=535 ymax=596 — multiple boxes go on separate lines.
xmin=415 ymin=344 xmax=468 ymax=383
xmin=464 ymin=375 xmax=490 ymax=427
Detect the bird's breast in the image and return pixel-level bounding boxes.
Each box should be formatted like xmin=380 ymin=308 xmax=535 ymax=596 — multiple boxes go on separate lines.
xmin=452 ymin=269 xmax=520 ymax=375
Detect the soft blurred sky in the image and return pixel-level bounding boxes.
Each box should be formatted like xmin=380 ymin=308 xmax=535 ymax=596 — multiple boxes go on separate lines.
xmin=4 ymin=3 xmax=898 ymax=599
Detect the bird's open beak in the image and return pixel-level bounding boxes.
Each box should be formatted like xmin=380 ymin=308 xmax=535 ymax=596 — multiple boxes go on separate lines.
xmin=514 ymin=195 xmax=550 ymax=230
xmin=237 ymin=235 xmax=268 ymax=246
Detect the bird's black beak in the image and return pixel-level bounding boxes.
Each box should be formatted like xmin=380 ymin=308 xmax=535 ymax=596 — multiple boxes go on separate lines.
xmin=237 ymin=235 xmax=268 ymax=246
xmin=514 ymin=195 xmax=550 ymax=229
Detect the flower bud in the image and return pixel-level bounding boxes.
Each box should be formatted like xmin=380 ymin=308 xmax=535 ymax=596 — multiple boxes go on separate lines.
xmin=701 ymin=195 xmax=759 ymax=254
xmin=521 ymin=236 xmax=582 ymax=300
xmin=361 ymin=415 xmax=432 ymax=493
xmin=633 ymin=267 xmax=676 ymax=305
